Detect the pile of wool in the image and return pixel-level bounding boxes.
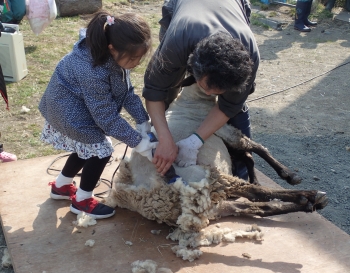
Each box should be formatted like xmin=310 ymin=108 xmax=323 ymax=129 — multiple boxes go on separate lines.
xmin=172 ymin=170 xmax=217 ymax=233
xmin=165 ymin=177 xmax=264 ymax=261
xmin=72 ymin=212 xmax=97 ymax=227
xmin=85 ymin=239 xmax=95 ymax=247
xmin=131 ymin=259 xmax=173 ymax=273
xmin=167 ymin=224 xmax=263 ymax=261
xmin=1 ymin=248 xmax=12 ymax=268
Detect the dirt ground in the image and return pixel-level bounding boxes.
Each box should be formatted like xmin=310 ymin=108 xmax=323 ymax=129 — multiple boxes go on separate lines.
xmin=248 ymin=4 xmax=350 ymax=236
xmin=1 ymin=3 xmax=350 ymax=272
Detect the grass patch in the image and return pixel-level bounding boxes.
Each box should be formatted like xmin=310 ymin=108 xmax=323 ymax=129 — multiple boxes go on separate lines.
xmin=313 ymin=4 xmax=334 ymax=20
xmin=251 ymin=13 xmax=271 ymax=29
xmin=0 ymin=0 xmax=162 ymax=159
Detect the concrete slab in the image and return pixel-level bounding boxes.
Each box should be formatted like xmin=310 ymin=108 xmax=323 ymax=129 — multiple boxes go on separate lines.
xmin=1 ymin=144 xmax=350 ymax=273
xmin=334 ymin=10 xmax=350 ymax=23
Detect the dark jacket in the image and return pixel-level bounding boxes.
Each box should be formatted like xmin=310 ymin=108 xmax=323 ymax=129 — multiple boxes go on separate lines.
xmin=143 ymin=0 xmax=260 ymax=118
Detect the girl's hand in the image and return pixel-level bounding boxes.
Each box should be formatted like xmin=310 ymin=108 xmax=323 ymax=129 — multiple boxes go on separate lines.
xmin=136 ymin=121 xmax=151 ymax=138
xmin=133 ymin=137 xmax=158 ymax=161
xmin=152 ymin=138 xmax=178 ymax=175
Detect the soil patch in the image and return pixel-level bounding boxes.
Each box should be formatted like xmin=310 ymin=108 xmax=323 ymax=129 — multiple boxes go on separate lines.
xmin=248 ymin=4 xmax=350 ymax=235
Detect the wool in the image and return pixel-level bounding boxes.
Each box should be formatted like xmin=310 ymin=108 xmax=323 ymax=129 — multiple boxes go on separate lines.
xmin=85 ymin=239 xmax=95 ymax=247
xmin=73 ymin=212 xmax=97 ymax=227
xmin=1 ymin=248 xmax=12 ymax=268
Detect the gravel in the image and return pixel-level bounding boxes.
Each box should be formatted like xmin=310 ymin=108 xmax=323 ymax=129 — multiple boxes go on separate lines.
xmin=253 ymin=133 xmax=350 ymax=234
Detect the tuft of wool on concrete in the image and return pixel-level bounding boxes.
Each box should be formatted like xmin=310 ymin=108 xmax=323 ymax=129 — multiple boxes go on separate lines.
xmin=85 ymin=239 xmax=95 ymax=247
xmin=131 ymin=259 xmax=157 ymax=273
xmin=166 ymin=224 xmax=263 ymax=261
xmin=1 ymin=248 xmax=12 ymax=268
xmin=73 ymin=212 xmax=97 ymax=227
xmin=131 ymin=259 xmax=173 ymax=273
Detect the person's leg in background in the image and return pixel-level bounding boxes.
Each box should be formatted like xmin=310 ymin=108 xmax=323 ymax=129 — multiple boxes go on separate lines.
xmin=227 ymin=105 xmax=251 ymax=181
xmin=325 ymin=0 xmax=336 ymax=11
xmin=346 ymin=0 xmax=350 ymax=11
xmin=303 ymin=0 xmax=317 ymax=27
xmin=294 ymin=0 xmax=312 ymax=32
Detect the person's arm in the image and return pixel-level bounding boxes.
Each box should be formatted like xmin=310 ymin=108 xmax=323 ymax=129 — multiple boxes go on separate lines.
xmin=195 ymin=103 xmax=229 ymax=141
xmin=146 ymin=100 xmax=178 ymax=175
xmin=174 ymin=103 xmax=229 ymax=167
xmin=123 ymin=73 xmax=149 ymax=125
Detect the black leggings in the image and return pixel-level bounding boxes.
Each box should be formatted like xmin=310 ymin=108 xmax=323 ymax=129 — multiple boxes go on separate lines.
xmin=61 ymin=153 xmax=111 ymax=192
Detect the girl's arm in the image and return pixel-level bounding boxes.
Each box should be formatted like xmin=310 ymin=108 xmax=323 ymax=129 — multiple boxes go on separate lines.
xmin=122 ymin=78 xmax=149 ymax=125
xmin=81 ymin=72 xmax=142 ymax=148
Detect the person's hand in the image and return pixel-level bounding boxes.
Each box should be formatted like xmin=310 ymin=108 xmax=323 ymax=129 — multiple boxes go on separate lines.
xmin=133 ymin=137 xmax=158 ymax=161
xmin=175 ymin=134 xmax=204 ymax=167
xmin=136 ymin=121 xmax=151 ymax=138
xmin=152 ymin=137 xmax=178 ymax=175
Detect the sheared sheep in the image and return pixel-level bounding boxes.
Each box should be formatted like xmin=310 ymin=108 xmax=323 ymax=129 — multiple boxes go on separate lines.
xmin=103 ymin=83 xmax=328 ymax=233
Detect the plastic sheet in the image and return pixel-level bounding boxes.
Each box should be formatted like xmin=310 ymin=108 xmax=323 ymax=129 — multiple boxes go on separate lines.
xmin=25 ymin=0 xmax=57 ymax=35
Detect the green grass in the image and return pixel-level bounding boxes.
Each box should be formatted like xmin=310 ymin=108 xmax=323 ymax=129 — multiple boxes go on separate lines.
xmin=313 ymin=4 xmax=334 ymax=20
xmin=251 ymin=13 xmax=271 ymax=29
xmin=0 ymin=0 xmax=162 ymax=159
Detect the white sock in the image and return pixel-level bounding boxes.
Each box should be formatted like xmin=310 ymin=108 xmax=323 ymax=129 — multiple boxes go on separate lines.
xmin=75 ymin=188 xmax=93 ymax=202
xmin=55 ymin=173 xmax=74 ymax=188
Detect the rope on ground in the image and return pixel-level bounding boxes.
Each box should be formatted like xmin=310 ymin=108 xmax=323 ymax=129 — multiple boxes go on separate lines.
xmin=247 ymin=61 xmax=350 ymax=103
xmin=46 ymin=141 xmax=128 ymax=198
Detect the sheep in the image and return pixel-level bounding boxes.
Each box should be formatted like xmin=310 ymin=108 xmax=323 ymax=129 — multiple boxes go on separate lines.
xmin=103 ymin=83 xmax=328 ymax=239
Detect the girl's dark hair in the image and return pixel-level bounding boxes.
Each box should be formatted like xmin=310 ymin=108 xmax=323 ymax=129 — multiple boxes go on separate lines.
xmin=86 ymin=11 xmax=152 ymax=66
xmin=187 ymin=32 xmax=253 ymax=93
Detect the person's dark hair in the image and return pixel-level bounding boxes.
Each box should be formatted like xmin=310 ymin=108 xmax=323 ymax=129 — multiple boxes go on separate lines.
xmin=86 ymin=11 xmax=152 ymax=66
xmin=187 ymin=32 xmax=253 ymax=93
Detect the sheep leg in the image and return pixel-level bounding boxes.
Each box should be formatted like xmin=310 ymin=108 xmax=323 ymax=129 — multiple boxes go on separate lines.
xmin=246 ymin=138 xmax=302 ymax=185
xmin=210 ymin=171 xmax=328 ymax=210
xmin=226 ymin=144 xmax=260 ymax=185
xmin=221 ymin=130 xmax=301 ymax=185
xmin=226 ymin=183 xmax=328 ymax=210
xmin=216 ymin=200 xmax=315 ymax=217
xmin=241 ymin=151 xmax=260 ymax=185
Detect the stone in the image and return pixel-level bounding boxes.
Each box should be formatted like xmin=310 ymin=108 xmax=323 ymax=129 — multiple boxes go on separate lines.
xmin=56 ymin=0 xmax=102 ymax=17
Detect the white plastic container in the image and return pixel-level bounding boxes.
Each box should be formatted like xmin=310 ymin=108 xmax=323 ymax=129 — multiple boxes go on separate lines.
xmin=0 ymin=23 xmax=28 ymax=82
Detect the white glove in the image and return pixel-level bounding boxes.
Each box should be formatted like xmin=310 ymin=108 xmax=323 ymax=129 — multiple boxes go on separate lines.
xmin=136 ymin=121 xmax=151 ymax=138
xmin=133 ymin=137 xmax=158 ymax=161
xmin=175 ymin=133 xmax=204 ymax=167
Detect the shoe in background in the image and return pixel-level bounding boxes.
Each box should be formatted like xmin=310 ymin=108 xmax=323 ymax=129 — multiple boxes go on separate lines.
xmin=0 ymin=143 xmax=17 ymax=162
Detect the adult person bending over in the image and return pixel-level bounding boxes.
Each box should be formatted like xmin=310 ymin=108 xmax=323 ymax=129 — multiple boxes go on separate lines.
xmin=142 ymin=0 xmax=260 ymax=180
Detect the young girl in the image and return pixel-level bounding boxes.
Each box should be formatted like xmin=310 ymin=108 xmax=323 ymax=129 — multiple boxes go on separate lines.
xmin=39 ymin=11 xmax=156 ymax=219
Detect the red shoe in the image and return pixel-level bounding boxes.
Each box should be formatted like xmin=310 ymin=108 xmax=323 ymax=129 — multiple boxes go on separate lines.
xmin=70 ymin=196 xmax=115 ymax=219
xmin=0 ymin=151 xmax=17 ymax=163
xmin=49 ymin=181 xmax=77 ymax=200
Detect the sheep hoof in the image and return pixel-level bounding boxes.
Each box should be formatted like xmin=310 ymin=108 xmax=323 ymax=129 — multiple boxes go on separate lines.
xmin=306 ymin=202 xmax=314 ymax=212
xmin=299 ymin=196 xmax=309 ymax=205
xmin=286 ymin=173 xmax=302 ymax=185
xmin=314 ymin=191 xmax=329 ymax=210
